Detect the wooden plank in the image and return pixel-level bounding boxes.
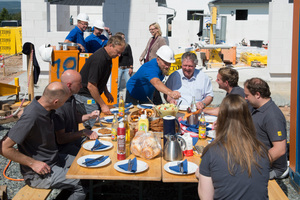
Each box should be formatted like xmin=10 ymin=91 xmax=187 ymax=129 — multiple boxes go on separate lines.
xmin=0 ymin=185 xmax=8 ymax=200
xmin=268 ymin=180 xmax=289 ymax=200
xmin=12 ymin=185 xmax=51 ymax=200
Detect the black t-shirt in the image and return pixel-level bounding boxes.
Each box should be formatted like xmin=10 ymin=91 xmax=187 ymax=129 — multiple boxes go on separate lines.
xmin=228 ymin=86 xmax=245 ymax=98
xmin=119 ymin=44 xmax=133 ymax=67
xmin=8 ymin=97 xmax=59 ymax=180
xmin=252 ymin=99 xmax=287 ymax=176
xmin=78 ymin=48 xmax=112 ymax=97
xmin=200 ymin=144 xmax=269 ymax=200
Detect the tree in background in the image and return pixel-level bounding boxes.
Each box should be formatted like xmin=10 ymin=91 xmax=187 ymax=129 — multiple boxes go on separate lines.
xmin=0 ymin=8 xmax=21 ymax=23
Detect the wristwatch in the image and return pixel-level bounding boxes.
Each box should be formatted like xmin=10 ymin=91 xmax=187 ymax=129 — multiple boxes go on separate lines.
xmin=201 ymin=102 xmax=206 ymax=108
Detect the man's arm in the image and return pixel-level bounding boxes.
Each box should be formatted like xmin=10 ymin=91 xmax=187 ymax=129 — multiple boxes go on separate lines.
xmin=150 ymin=78 xmax=181 ymax=99
xmin=82 ymin=110 xmax=100 ymax=122
xmin=196 ymin=96 xmax=213 ymax=110
xmin=0 ymin=136 xmax=50 ymax=175
xmin=63 ymin=39 xmax=86 ymax=52
xmin=204 ymin=107 xmax=219 ymax=116
xmin=268 ymin=140 xmax=286 ymax=162
xmin=87 ymin=82 xmax=111 ymax=114
xmin=55 ymin=129 xmax=98 ymax=144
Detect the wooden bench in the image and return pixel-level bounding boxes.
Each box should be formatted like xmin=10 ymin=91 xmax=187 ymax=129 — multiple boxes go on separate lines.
xmin=268 ymin=180 xmax=289 ymax=200
xmin=12 ymin=185 xmax=52 ymax=200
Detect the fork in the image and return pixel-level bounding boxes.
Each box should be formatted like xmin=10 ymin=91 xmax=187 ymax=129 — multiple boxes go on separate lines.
xmin=178 ymin=161 xmax=184 ymax=174
xmin=128 ymin=159 xmax=132 ymax=172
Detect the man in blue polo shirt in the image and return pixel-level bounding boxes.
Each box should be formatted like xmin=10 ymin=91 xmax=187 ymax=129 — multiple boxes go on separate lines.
xmin=64 ymin=13 xmax=89 ymax=53
xmin=126 ymin=45 xmax=181 ymax=104
xmin=244 ymin=77 xmax=288 ymax=179
xmin=85 ymin=20 xmax=112 ymax=53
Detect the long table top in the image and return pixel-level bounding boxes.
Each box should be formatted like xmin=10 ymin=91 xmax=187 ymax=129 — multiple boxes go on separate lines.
xmin=67 ymin=105 xmax=203 ymax=182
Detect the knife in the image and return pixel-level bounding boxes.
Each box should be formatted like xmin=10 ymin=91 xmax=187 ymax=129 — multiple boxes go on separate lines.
xmin=179 ymin=162 xmax=184 ymax=174
xmin=82 ymin=155 xmax=104 ymax=165
xmin=128 ymin=159 xmax=132 ymax=172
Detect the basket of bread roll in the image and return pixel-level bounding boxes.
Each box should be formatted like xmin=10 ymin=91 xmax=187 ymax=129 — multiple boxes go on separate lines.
xmin=131 ymin=131 xmax=161 ymax=160
xmin=128 ymin=108 xmax=156 ymax=124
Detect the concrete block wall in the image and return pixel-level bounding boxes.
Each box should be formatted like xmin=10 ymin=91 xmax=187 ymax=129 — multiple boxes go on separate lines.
xmin=267 ymin=0 xmax=293 ymax=75
xmin=216 ymin=4 xmax=269 ymax=45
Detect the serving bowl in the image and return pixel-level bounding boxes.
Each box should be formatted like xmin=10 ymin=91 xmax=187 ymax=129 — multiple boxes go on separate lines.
xmin=155 ymin=103 xmax=178 ymax=118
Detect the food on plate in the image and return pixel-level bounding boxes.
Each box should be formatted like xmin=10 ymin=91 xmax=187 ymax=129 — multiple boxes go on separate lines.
xmin=129 ymin=108 xmax=156 ymax=123
xmin=97 ymin=128 xmax=111 ymax=135
xmin=156 ymin=103 xmax=178 ymax=117
xmin=150 ymin=118 xmax=164 ymax=132
xmin=130 ymin=131 xmax=161 ymax=159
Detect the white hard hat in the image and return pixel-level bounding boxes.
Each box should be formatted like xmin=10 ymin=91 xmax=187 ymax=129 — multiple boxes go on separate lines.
xmin=156 ymin=45 xmax=175 ymax=63
xmin=38 ymin=44 xmax=53 ymax=62
xmin=77 ymin=13 xmax=89 ymax=22
xmin=94 ymin=20 xmax=105 ymax=30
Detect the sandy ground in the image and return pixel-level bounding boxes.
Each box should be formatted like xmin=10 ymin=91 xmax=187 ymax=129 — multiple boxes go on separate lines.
xmin=0 ymin=54 xmax=24 ymax=84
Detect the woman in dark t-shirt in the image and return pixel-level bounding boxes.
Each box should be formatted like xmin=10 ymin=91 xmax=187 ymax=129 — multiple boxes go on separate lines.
xmin=197 ymin=94 xmax=270 ymax=200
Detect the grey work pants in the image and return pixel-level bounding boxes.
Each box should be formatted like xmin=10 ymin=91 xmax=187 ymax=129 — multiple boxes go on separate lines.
xmin=25 ymin=154 xmax=86 ymax=200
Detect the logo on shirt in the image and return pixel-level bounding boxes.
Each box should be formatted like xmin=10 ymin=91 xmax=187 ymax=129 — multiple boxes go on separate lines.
xmin=87 ymin=99 xmax=95 ymax=105
xmin=277 ymin=131 xmax=282 ymax=136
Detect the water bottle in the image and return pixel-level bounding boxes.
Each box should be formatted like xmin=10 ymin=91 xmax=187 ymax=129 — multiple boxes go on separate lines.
xmin=191 ymin=96 xmax=197 ymax=112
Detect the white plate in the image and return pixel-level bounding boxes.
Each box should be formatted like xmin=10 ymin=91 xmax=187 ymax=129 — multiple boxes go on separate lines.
xmin=179 ymin=105 xmax=189 ymax=111
xmin=207 ymin=130 xmax=216 ymax=138
xmin=92 ymin=127 xmax=112 ymax=136
xmin=77 ymin=154 xmax=111 ymax=168
xmin=205 ymin=115 xmax=218 ymax=123
xmin=100 ymin=116 xmax=124 ymax=123
xmin=164 ymin=161 xmax=198 ymax=175
xmin=114 ymin=159 xmax=149 ymax=174
xmin=137 ymin=104 xmax=154 ymax=109
xmin=82 ymin=140 xmax=113 ymax=151
xmin=110 ymin=108 xmax=119 ymax=113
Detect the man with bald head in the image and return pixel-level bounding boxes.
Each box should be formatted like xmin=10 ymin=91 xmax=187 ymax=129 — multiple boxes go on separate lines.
xmin=0 ymin=82 xmax=86 ymax=199
xmin=54 ymin=70 xmax=98 ymax=155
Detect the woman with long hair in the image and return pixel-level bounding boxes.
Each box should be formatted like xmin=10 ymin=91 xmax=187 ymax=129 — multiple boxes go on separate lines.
xmin=197 ymin=94 xmax=270 ymax=200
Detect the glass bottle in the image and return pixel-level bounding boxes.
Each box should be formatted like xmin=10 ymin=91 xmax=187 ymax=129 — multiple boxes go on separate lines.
xmin=111 ymin=113 xmax=119 ymax=141
xmin=117 ymin=122 xmax=126 ymax=160
xmin=191 ymin=96 xmax=197 ymax=112
xmin=118 ymin=95 xmax=125 ymax=117
xmin=124 ymin=115 xmax=131 ymax=144
xmin=198 ymin=111 xmax=206 ymax=139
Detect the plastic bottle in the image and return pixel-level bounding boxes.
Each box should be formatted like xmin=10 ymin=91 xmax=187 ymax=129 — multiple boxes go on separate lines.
xmin=198 ymin=111 xmax=206 ymax=139
xmin=124 ymin=115 xmax=131 ymax=144
xmin=138 ymin=114 xmax=149 ymax=132
xmin=118 ymin=95 xmax=125 ymax=117
xmin=111 ymin=113 xmax=119 ymax=141
xmin=117 ymin=122 xmax=126 ymax=160
xmin=191 ymin=96 xmax=197 ymax=112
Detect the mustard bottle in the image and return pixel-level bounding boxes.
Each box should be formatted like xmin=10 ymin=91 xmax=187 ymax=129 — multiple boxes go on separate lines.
xmin=138 ymin=114 xmax=149 ymax=132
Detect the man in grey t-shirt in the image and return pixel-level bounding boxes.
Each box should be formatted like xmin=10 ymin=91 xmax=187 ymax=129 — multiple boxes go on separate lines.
xmin=244 ymin=77 xmax=288 ymax=179
xmin=0 ymin=82 xmax=86 ymax=199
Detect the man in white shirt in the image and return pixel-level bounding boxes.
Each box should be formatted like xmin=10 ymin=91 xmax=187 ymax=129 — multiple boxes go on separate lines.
xmin=164 ymin=52 xmax=213 ymax=109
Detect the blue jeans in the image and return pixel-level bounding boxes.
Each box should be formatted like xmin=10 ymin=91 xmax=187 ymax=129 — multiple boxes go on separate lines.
xmin=118 ymin=68 xmax=131 ymax=103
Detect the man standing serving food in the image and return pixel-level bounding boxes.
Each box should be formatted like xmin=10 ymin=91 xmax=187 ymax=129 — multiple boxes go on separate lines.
xmin=126 ymin=45 xmax=181 ymax=104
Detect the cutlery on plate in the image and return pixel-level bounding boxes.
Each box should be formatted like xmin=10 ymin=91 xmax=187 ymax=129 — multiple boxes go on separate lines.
xmin=82 ymin=155 xmax=104 ymax=165
xmin=91 ymin=142 xmax=103 ymax=151
xmin=128 ymin=159 xmax=132 ymax=172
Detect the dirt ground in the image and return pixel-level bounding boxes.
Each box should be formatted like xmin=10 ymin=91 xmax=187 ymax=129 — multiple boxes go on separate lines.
xmin=0 ymin=54 xmax=24 ymax=84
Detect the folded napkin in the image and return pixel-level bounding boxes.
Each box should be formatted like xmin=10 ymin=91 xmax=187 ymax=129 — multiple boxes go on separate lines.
xmin=104 ymin=117 xmax=123 ymax=123
xmin=180 ymin=121 xmax=211 ymax=133
xmin=138 ymin=104 xmax=153 ymax=109
xmin=84 ymin=156 xmax=109 ymax=167
xmin=192 ymin=136 xmax=198 ymax=146
xmin=91 ymin=140 xmax=109 ymax=151
xmin=113 ymin=103 xmax=133 ymax=108
xmin=169 ymin=159 xmax=188 ymax=174
xmin=118 ymin=157 xmax=137 ymax=172
xmin=111 ymin=108 xmax=130 ymax=114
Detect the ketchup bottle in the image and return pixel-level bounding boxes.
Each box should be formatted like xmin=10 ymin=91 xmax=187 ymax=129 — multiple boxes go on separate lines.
xmin=117 ymin=122 xmax=126 ymax=160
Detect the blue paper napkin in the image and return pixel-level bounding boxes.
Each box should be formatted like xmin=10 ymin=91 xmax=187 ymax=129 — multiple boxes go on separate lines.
xmin=169 ymin=159 xmax=188 ymax=174
xmin=138 ymin=104 xmax=153 ymax=109
xmin=84 ymin=156 xmax=109 ymax=167
xmin=118 ymin=157 xmax=137 ymax=172
xmin=111 ymin=108 xmax=130 ymax=114
xmin=113 ymin=103 xmax=133 ymax=108
xmin=192 ymin=137 xmax=198 ymax=146
xmin=180 ymin=121 xmax=211 ymax=133
xmin=91 ymin=140 xmax=109 ymax=151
